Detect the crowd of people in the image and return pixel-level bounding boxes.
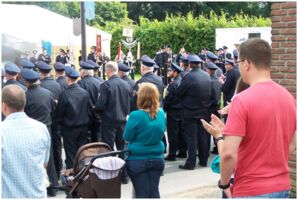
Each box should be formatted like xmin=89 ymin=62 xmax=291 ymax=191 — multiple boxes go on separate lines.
xmin=1 ymin=38 xmax=296 ymax=198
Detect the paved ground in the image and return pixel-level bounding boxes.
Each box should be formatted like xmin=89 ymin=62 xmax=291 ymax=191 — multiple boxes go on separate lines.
xmin=51 ymin=154 xmax=221 ymax=198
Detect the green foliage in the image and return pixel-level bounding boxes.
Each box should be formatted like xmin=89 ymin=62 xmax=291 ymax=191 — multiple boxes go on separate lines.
xmin=127 ymin=2 xmax=272 ymax=23
xmin=105 ymin=12 xmax=271 ymax=59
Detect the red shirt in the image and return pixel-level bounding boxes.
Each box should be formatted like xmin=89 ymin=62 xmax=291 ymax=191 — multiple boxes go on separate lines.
xmin=223 ymin=81 xmax=296 ymax=197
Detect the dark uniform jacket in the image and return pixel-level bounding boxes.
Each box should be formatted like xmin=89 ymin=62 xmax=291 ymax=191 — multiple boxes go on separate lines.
xmin=24 ymin=85 xmax=55 ymax=126
xmin=87 ymin=53 xmax=96 ymax=62
xmin=55 ymin=83 xmax=90 ymax=128
xmin=177 ymin=67 xmax=212 ymax=120
xmin=122 ymin=75 xmax=135 ymax=92
xmin=40 ymin=77 xmax=62 ymax=100
xmin=38 ymin=54 xmax=51 ymax=64
xmin=180 ymin=68 xmax=190 ymax=78
xmin=94 ymin=75 xmax=131 ymax=125
xmin=56 ymin=76 xmax=68 ymax=91
xmin=210 ymin=74 xmax=222 ymax=108
xmin=131 ymin=72 xmax=164 ymax=111
xmin=56 ymin=55 xmax=68 ymax=64
xmin=78 ymin=75 xmax=102 ymax=106
xmin=94 ymin=75 xmax=104 ymax=83
xmin=3 ymin=79 xmax=27 ymax=92
xmin=221 ymin=67 xmax=240 ymax=104
xmin=164 ymin=76 xmax=182 ymax=112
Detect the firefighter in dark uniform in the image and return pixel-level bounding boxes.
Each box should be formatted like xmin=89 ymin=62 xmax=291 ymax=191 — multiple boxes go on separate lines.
xmin=38 ymin=48 xmax=51 ymax=64
xmin=94 ymin=61 xmax=131 ymax=184
xmin=87 ymin=46 xmax=97 ymax=62
xmin=206 ymin=51 xmax=223 ymax=78
xmin=87 ymin=59 xmax=104 ymax=83
xmin=3 ymin=63 xmax=27 ymax=92
xmin=21 ymin=69 xmax=59 ymax=196
xmin=179 ymin=55 xmax=190 ymax=78
xmin=177 ymin=54 xmax=212 ymax=170
xmin=18 ymin=59 xmax=36 ymax=86
xmin=55 ymin=66 xmax=90 ymax=172
xmin=37 ymin=61 xmax=62 ymax=99
xmin=206 ymin=62 xmax=222 ymax=154
xmin=78 ymin=61 xmax=103 ymax=142
xmin=164 ymin=63 xmax=185 ymax=161
xmin=118 ymin=62 xmax=135 ymax=92
xmin=54 ymin=62 xmax=68 ymax=91
xmin=131 ymin=55 xmax=164 ymax=111
xmin=37 ymin=61 xmax=64 ymax=179
xmin=220 ymin=59 xmax=240 ymax=107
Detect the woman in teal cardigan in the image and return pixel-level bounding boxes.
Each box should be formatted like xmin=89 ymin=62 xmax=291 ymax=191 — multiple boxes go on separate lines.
xmin=124 ymin=82 xmax=166 ymax=198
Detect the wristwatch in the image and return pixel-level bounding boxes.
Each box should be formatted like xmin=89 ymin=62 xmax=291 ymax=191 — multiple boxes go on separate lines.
xmin=215 ymin=136 xmax=224 ymax=145
xmin=218 ymin=180 xmax=230 ymax=189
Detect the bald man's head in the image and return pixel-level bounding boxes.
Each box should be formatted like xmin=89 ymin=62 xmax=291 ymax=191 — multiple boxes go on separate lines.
xmin=2 ymin=85 xmax=26 ymax=112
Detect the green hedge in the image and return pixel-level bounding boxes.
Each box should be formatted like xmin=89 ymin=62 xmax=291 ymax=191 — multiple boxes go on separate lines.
xmin=104 ymin=11 xmax=271 ymax=60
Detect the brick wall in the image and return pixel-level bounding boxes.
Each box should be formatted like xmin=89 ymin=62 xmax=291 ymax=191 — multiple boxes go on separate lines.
xmin=271 ymin=2 xmax=296 ymax=198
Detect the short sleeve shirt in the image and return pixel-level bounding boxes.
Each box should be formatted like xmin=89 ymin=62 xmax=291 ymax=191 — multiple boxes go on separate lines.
xmin=223 ymin=81 xmax=296 ymax=197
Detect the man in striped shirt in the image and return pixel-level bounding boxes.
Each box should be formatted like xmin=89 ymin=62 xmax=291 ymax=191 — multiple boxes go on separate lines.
xmin=2 ymin=85 xmax=51 ymax=198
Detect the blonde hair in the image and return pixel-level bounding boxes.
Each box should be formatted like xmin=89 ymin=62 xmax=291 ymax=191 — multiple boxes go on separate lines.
xmin=137 ymin=82 xmax=160 ymax=119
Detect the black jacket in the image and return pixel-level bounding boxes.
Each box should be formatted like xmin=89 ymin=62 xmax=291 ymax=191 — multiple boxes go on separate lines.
xmin=3 ymin=79 xmax=27 ymax=92
xmin=177 ymin=67 xmax=212 ymax=120
xmin=25 ymin=85 xmax=55 ymax=126
xmin=56 ymin=76 xmax=68 ymax=91
xmin=94 ymin=75 xmax=131 ymax=125
xmin=131 ymin=72 xmax=164 ymax=111
xmin=78 ymin=75 xmax=102 ymax=106
xmin=221 ymin=67 xmax=240 ymax=104
xmin=40 ymin=77 xmax=62 ymax=100
xmin=55 ymin=83 xmax=91 ymax=128
xmin=163 ymin=75 xmax=182 ymax=112
xmin=210 ymin=74 xmax=222 ymax=108
xmin=122 ymin=75 xmax=135 ymax=92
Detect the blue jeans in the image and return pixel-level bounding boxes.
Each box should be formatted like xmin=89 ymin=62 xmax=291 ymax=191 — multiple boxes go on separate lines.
xmin=126 ymin=159 xmax=164 ymax=198
xmin=235 ymin=190 xmax=290 ymax=198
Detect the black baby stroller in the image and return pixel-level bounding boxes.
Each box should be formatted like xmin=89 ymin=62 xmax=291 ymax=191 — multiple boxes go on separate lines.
xmin=64 ymin=142 xmax=128 ymax=198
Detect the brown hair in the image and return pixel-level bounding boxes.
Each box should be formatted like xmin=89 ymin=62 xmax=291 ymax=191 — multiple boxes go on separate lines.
xmin=238 ymin=38 xmax=271 ymax=69
xmin=235 ymin=77 xmax=250 ymax=94
xmin=2 ymin=85 xmax=26 ymax=112
xmin=137 ymin=82 xmax=160 ymax=119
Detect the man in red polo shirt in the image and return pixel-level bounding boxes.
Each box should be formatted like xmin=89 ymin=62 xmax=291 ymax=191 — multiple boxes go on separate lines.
xmin=217 ymin=38 xmax=296 ymax=198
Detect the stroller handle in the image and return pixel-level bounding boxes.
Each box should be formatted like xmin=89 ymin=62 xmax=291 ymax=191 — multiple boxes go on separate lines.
xmin=89 ymin=149 xmax=130 ymax=163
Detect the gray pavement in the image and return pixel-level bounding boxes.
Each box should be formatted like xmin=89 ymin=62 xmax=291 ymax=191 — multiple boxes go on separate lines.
xmin=51 ymin=154 xmax=221 ymax=198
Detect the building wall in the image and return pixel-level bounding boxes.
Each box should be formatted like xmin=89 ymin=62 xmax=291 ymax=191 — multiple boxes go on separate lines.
xmin=271 ymin=2 xmax=296 ymax=198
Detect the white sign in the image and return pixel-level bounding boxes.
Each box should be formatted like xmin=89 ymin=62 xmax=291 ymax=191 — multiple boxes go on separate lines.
xmin=122 ymin=27 xmax=133 ymax=37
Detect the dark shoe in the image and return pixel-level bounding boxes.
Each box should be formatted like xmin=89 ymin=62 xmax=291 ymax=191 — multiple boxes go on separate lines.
xmin=198 ymin=162 xmax=207 ymax=167
xmin=121 ymin=176 xmax=129 ymax=184
xmin=164 ymin=156 xmax=176 ymax=161
xmin=47 ymin=187 xmax=57 ymax=197
xmin=179 ymin=165 xmax=194 ymax=170
xmin=176 ymin=153 xmax=187 ymax=158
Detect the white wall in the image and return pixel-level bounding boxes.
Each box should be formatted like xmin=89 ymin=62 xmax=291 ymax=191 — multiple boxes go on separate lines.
xmin=215 ymin=27 xmax=272 ymax=53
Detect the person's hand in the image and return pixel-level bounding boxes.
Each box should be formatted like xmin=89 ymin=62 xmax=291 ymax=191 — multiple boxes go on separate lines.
xmin=218 ymin=102 xmax=230 ymax=115
xmin=210 ymin=114 xmax=225 ymax=132
xmin=201 ymin=118 xmax=222 ymax=138
xmin=223 ymin=188 xmax=232 ymax=198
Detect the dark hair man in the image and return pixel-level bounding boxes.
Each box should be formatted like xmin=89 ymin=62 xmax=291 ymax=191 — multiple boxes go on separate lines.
xmin=217 ymin=38 xmax=296 ymax=198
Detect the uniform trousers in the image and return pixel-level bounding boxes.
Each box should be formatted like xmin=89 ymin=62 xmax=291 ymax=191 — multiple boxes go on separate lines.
xmin=166 ymin=112 xmax=183 ymax=158
xmin=46 ymin=126 xmax=59 ymax=189
xmin=51 ymin=120 xmax=62 ymax=179
xmin=100 ymin=122 xmax=128 ymax=178
xmin=61 ymin=126 xmax=89 ymax=169
xmin=90 ymin=119 xmax=101 ymax=142
xmin=183 ymin=119 xmax=210 ymax=168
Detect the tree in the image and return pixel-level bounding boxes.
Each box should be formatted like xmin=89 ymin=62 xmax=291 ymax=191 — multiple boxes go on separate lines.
xmin=126 ymin=2 xmax=271 ymax=23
